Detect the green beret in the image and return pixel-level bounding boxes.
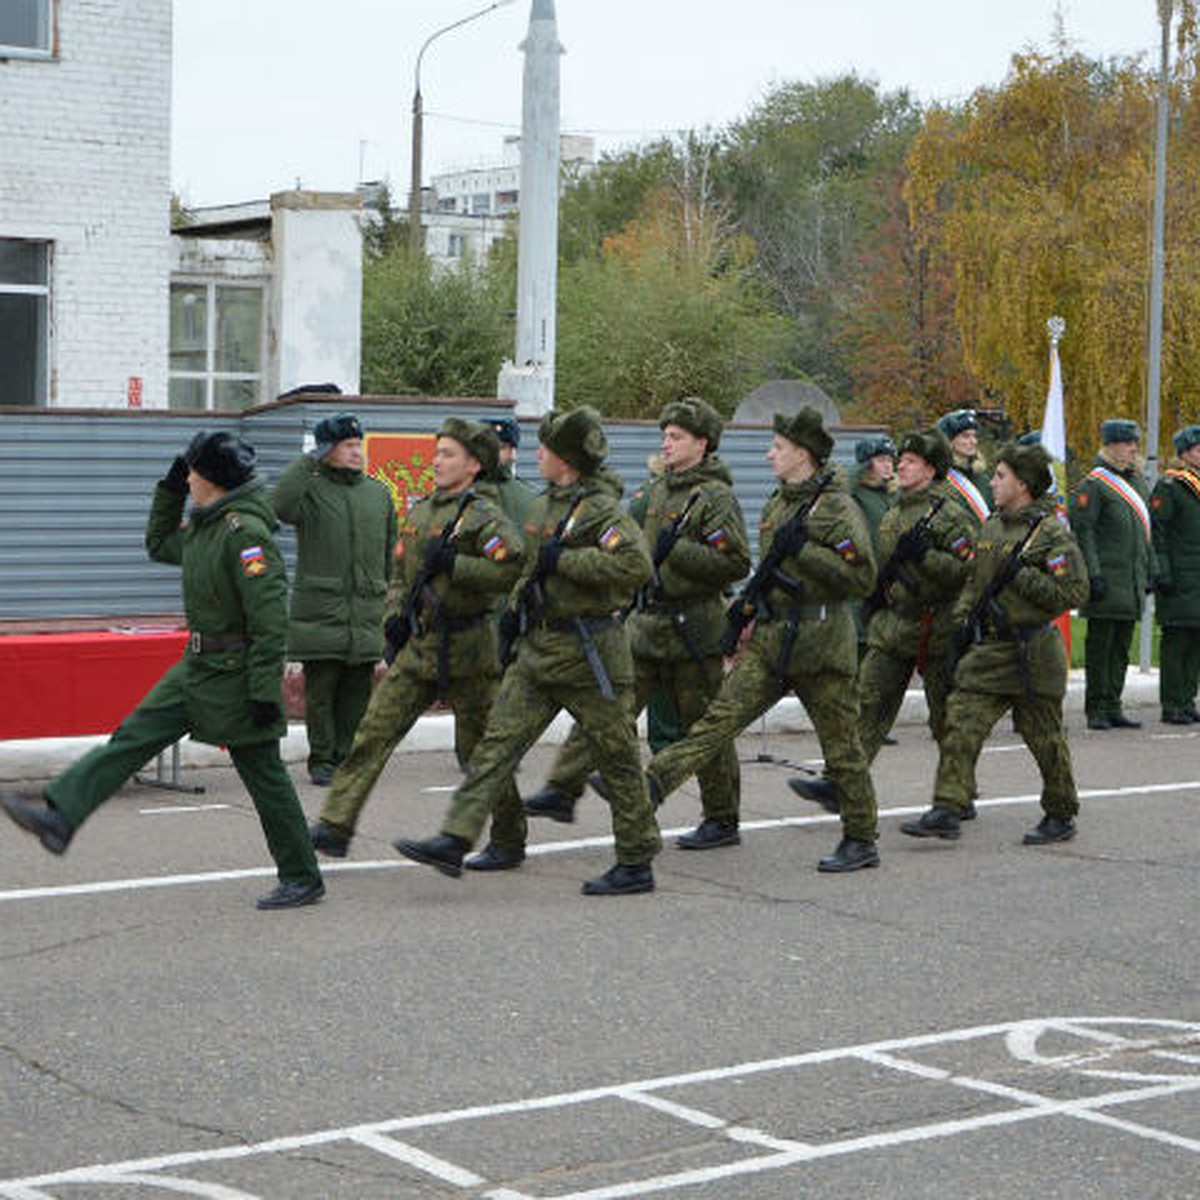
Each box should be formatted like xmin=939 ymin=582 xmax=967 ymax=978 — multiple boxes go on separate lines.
xmin=937 ymin=409 xmax=977 ymax=439
xmin=855 ymin=434 xmax=897 ymax=464
xmin=773 ymin=406 xmax=833 ymax=464
xmin=1101 ymin=418 xmax=1140 ymax=445
xmin=538 ymin=406 xmax=608 ymax=473
xmin=996 ymin=441 xmax=1053 ymax=497
xmin=438 ymin=417 xmax=500 ymax=479
xmin=659 ymin=397 xmax=723 ymax=452
xmin=897 ymin=429 xmax=951 ymax=479
xmin=1172 ymin=424 xmax=1200 ymax=454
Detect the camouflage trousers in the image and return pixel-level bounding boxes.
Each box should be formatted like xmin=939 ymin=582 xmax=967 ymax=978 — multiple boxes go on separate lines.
xmin=647 ymin=634 xmax=878 ymax=843
xmin=933 ymin=687 xmax=1078 ymax=819
xmin=441 ymin=652 xmax=662 ymax=865
xmin=320 ymin=658 xmax=523 ymax=848
xmin=857 ymin=636 xmax=954 ymax=764
xmin=546 ymin=652 xmax=739 ymax=825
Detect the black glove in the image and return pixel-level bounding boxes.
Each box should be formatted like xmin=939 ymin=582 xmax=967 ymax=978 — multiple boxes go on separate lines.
xmin=892 ymin=530 xmax=928 ymax=564
xmin=249 ymin=700 xmax=281 ymax=729
xmin=1089 ymin=576 xmax=1108 ymax=603
xmin=537 ymin=539 xmax=564 ymax=576
xmin=422 ymin=538 xmax=456 ymax=578
xmin=951 ymin=622 xmax=975 ymax=664
xmin=652 ymin=527 xmax=678 ymax=563
xmin=775 ymin=525 xmax=807 ymax=558
xmin=161 ymin=455 xmax=190 ymax=495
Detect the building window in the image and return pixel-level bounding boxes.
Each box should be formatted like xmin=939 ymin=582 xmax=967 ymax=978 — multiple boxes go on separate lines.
xmin=447 ymin=234 xmax=465 ymax=259
xmin=496 ymin=189 xmax=519 ymax=212
xmin=470 ymin=193 xmax=491 ymax=216
xmin=0 ymin=238 xmax=50 ymax=406
xmin=169 ymin=282 xmax=264 ymax=410
xmin=0 ymin=0 xmax=52 ymax=54
xmin=438 ymin=197 xmax=458 ymax=213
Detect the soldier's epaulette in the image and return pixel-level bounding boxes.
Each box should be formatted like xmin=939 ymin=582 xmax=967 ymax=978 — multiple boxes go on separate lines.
xmin=224 ymin=511 xmax=242 ymax=533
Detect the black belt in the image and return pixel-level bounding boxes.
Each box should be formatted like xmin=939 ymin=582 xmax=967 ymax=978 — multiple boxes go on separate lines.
xmin=434 ymin=612 xmax=489 ymax=633
xmin=189 ymin=632 xmax=247 ymax=653
xmin=763 ymin=602 xmax=844 ymax=623
xmin=537 ymin=615 xmax=620 ymax=634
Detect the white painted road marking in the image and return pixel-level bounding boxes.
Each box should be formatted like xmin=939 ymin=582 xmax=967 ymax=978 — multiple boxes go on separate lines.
xmin=0 ymin=781 xmax=1196 ymax=905
xmin=1 ymin=1017 xmax=1196 ymax=1199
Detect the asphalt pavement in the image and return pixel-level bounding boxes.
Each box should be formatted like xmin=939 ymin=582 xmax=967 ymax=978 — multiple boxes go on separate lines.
xmin=1 ymin=669 xmax=1198 ymax=1198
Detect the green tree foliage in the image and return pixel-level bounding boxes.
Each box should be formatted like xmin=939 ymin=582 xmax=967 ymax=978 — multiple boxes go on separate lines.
xmin=719 ymin=75 xmax=924 ymax=400
xmin=361 ymin=243 xmax=513 ymax=397
xmin=556 ymin=142 xmax=788 ymax=418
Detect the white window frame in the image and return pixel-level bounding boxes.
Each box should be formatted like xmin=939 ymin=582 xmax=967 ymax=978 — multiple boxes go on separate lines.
xmin=0 ymin=237 xmax=51 ymax=406
xmin=0 ymin=0 xmax=55 ymax=59
xmin=169 ymin=279 xmax=266 ymax=411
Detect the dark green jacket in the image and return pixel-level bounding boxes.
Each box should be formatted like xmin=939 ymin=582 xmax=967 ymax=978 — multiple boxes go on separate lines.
xmin=144 ymin=477 xmax=289 ymax=746
xmin=628 ymin=455 xmax=751 ymax=661
xmin=1070 ymin=452 xmax=1154 ymax=620
xmin=1151 ymin=465 xmax=1200 ymax=627
xmin=492 ymin=462 xmax=538 ymax=527
xmin=271 ymin=455 xmax=398 ymax=663
xmin=954 ymin=500 xmax=1089 ymax=699
xmin=851 ymin=471 xmax=894 ymax=551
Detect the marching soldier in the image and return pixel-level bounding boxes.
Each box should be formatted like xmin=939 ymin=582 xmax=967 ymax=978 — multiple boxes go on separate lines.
xmin=1070 ymin=418 xmax=1154 ymax=730
xmin=938 ymin=408 xmax=992 ymax=526
xmin=902 ymin=442 xmax=1089 ymax=845
xmin=850 ymin=434 xmax=897 ymax=551
xmin=395 ymin=406 xmax=663 ymax=894
xmin=307 ymin=419 xmax=524 ymax=859
xmin=1 ymin=432 xmax=324 ymax=909
xmin=644 ymin=407 xmax=882 ymax=874
xmin=1151 ymin=424 xmax=1200 ymax=724
xmin=271 ymin=411 xmax=397 ymax=786
xmin=483 ymin=414 xmax=538 ymax=526
xmin=523 ymin=398 xmax=751 ymax=849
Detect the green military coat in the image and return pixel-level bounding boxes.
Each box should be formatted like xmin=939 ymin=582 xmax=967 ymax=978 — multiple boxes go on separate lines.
xmin=271 ymin=455 xmax=398 ymax=663
xmin=851 ymin=471 xmax=894 ymax=551
xmin=866 ymin=479 xmax=976 ymax=659
xmin=628 ymin=455 xmax=751 ymax=662
xmin=144 ymin=478 xmax=290 ymax=746
xmin=492 ymin=462 xmax=538 ymax=527
xmin=1070 ymin=453 xmax=1154 ymax=620
xmin=1151 ymin=465 xmax=1200 ymax=628
xmin=953 ymin=501 xmax=1089 ymax=699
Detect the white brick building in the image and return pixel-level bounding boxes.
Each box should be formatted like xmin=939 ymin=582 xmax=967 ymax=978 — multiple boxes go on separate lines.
xmin=0 ymin=0 xmax=172 ymax=408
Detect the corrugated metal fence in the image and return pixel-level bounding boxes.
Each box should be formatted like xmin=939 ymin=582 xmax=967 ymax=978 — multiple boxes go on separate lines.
xmin=0 ymin=398 xmax=878 ymax=621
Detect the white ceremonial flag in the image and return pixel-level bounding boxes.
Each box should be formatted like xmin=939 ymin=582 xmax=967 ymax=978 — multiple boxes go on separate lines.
xmin=1042 ymin=337 xmax=1067 ymax=462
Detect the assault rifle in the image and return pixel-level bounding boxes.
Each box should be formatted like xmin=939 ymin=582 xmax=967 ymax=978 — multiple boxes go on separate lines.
xmin=498 ymin=489 xmax=588 ymax=667
xmin=861 ymin=494 xmax=947 ymax=624
xmin=629 ymin=486 xmax=703 ymax=614
xmin=718 ymin=471 xmax=835 ymax=657
xmin=383 ymin=489 xmax=476 ymax=665
xmin=950 ymin=511 xmax=1048 ymax=670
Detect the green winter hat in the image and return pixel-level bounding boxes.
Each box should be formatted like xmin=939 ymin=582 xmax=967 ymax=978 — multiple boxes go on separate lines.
xmin=1172 ymin=424 xmax=1200 ymax=454
xmin=539 ymin=406 xmax=609 ymax=473
xmin=855 ymin=434 xmax=897 ymax=464
xmin=1101 ymin=418 xmax=1140 ymax=445
xmin=996 ymin=441 xmax=1053 ymax=497
xmin=773 ymin=407 xmax=834 ymax=464
xmin=659 ymin=397 xmax=723 ymax=452
xmin=438 ymin=417 xmax=500 ymax=479
xmin=897 ymin=429 xmax=951 ymax=479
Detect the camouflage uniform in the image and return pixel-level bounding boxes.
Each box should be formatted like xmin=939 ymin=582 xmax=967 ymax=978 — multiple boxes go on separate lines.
xmin=858 ymin=478 xmax=975 ymax=760
xmin=542 ymin=453 xmax=751 ymax=826
xmin=929 ymin=495 xmax=1089 ymax=821
xmin=647 ymin=462 xmax=880 ymax=851
xmin=437 ymin=466 xmax=661 ymax=866
xmin=317 ymin=478 xmax=524 ymax=844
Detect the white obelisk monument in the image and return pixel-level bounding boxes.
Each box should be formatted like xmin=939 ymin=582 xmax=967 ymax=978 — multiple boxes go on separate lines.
xmin=497 ymin=0 xmax=563 ymax=417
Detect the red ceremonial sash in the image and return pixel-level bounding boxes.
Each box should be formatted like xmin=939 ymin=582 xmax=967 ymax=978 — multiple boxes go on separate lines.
xmin=1087 ymin=466 xmax=1151 ymax=542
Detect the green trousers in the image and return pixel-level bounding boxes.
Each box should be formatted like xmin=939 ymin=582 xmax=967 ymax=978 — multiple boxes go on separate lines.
xmin=647 ymin=634 xmax=878 ymax=844
xmin=546 ymin=653 xmax=739 ymax=825
xmin=933 ymin=687 xmax=1078 ymax=819
xmin=857 ymin=635 xmax=954 ymax=763
xmin=44 ymin=677 xmax=319 ymax=886
xmin=1160 ymin=625 xmax=1200 ymax=715
xmin=441 ymin=652 xmax=662 ymax=866
xmin=320 ymin=657 xmax=522 ymax=847
xmin=1084 ymin=617 xmax=1135 ymax=720
xmin=302 ymin=659 xmax=376 ymax=774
